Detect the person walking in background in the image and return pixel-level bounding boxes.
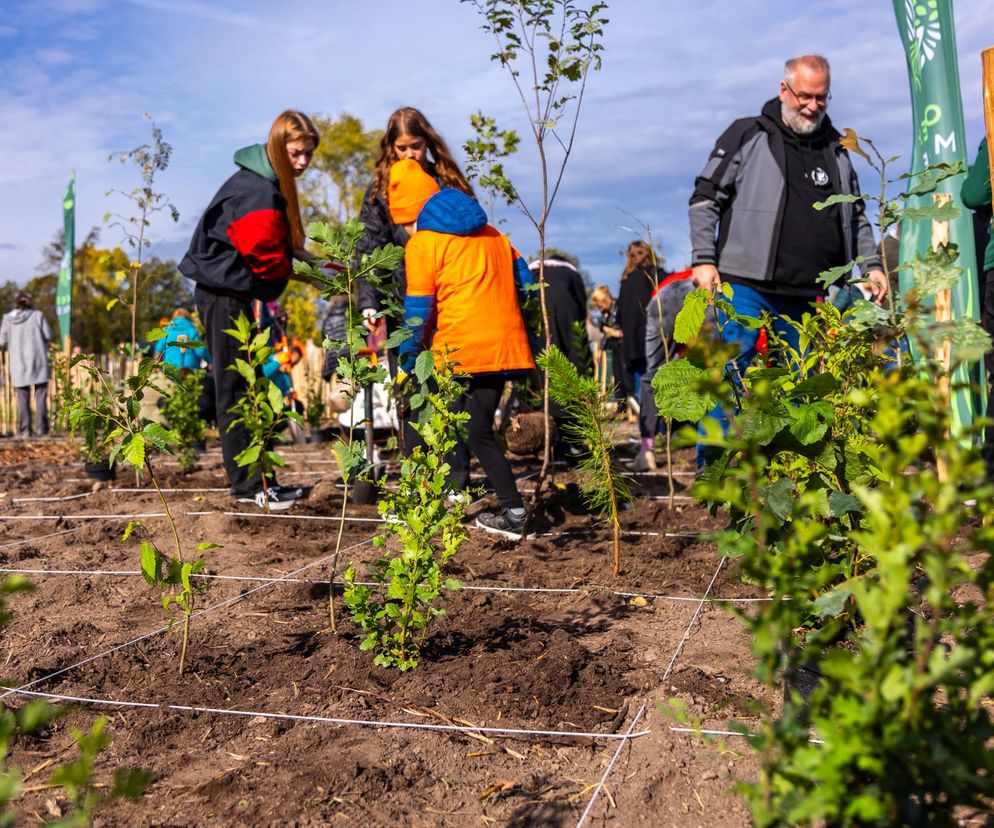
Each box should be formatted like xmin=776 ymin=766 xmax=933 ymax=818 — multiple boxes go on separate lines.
xmin=0 ymin=294 xmax=53 ymax=439
xmin=617 ymin=240 xmax=662 ymax=415
xmin=689 ymin=53 xmax=885 ymax=464
xmin=389 ymin=159 xmax=535 ymax=539
xmin=961 ymin=136 xmax=994 ymax=474
xmin=590 ymin=285 xmax=625 ymax=407
xmin=179 ymin=110 xmax=319 ymax=509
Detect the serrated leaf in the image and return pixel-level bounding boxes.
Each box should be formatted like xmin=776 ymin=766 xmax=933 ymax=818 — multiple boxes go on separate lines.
xmin=740 ymin=410 xmax=791 ymax=445
xmin=652 ymin=359 xmax=715 ymax=422
xmin=140 ymin=541 xmax=161 ymax=585
xmin=761 ymin=477 xmax=794 ymax=521
xmin=145 ymin=327 xmax=166 ymax=342
xmin=674 ymin=289 xmax=708 ymax=343
xmin=121 ymin=435 xmax=146 ymax=469
xmin=789 ymin=401 xmax=833 ymax=446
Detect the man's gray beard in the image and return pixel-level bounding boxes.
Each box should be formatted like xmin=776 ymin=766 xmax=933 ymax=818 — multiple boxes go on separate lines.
xmin=781 ymin=102 xmax=825 ymax=135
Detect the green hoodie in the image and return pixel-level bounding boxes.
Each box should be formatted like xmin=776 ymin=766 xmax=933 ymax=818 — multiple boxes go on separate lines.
xmin=233 ymin=143 xmax=278 ymax=183
xmin=961 ymin=137 xmax=993 ymax=272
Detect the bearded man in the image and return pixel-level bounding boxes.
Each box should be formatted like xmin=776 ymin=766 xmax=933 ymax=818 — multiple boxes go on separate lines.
xmin=689 ymin=54 xmax=887 ymax=364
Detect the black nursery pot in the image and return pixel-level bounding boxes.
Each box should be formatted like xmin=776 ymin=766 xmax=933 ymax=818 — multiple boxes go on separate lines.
xmin=191 ymin=439 xmax=207 ymax=452
xmin=83 ymin=460 xmax=116 ymax=481
xmin=305 ymin=427 xmax=333 ymax=444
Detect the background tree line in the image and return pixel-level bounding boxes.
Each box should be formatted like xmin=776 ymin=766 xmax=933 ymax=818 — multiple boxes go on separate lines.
xmin=3 ymin=112 xmax=597 ymax=351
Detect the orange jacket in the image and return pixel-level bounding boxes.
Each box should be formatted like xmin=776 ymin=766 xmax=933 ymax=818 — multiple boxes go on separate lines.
xmin=401 ymin=189 xmax=535 ymax=376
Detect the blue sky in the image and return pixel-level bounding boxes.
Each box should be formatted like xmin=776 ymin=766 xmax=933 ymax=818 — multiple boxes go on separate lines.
xmin=0 ymin=0 xmax=991 ymax=292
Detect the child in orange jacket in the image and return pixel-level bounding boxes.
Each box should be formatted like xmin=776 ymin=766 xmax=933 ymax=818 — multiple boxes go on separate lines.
xmin=389 ymin=159 xmax=535 ymax=539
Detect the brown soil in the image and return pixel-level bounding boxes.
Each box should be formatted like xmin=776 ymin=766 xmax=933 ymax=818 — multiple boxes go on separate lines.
xmin=0 ymin=436 xmax=762 ymax=826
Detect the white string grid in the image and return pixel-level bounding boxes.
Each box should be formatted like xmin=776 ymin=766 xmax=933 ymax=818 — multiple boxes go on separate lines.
xmin=0 ymin=454 xmax=707 ymax=820
xmin=0 ymin=536 xmax=373 ymax=703
xmin=0 ymin=566 xmax=770 ymax=605
xmin=5 ymin=687 xmax=650 ymax=743
xmin=573 ymin=556 xmax=728 ymax=825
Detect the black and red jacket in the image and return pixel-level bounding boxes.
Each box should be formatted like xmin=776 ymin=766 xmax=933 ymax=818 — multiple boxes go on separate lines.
xmin=180 ymin=144 xmax=291 ymax=303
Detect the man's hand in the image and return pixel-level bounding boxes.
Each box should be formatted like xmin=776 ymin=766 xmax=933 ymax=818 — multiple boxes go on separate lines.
xmin=865 ymin=268 xmax=889 ymax=304
xmin=362 ymin=308 xmax=377 ymax=330
xmin=692 ymin=264 xmax=722 ymax=293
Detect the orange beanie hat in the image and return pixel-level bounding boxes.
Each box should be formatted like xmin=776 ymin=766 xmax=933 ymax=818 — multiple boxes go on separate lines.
xmin=388 ymin=159 xmax=440 ymax=224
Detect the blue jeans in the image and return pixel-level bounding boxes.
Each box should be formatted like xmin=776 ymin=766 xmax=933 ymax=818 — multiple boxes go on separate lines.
xmin=698 ymin=283 xmax=817 ymax=468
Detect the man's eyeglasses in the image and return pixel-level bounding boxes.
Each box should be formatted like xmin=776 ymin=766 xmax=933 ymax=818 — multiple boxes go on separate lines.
xmin=784 ymin=80 xmax=831 ymax=105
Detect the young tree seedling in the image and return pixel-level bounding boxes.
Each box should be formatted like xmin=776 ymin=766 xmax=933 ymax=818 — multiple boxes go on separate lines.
xmin=538 ymin=345 xmax=632 ymax=577
xmin=342 ymin=349 xmax=468 ymax=670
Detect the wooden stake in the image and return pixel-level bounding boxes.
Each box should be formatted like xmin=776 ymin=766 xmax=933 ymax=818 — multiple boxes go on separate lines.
xmin=932 ymin=192 xmax=953 ymax=482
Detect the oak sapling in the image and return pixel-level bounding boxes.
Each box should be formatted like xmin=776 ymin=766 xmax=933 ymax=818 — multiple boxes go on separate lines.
xmin=538 ymin=345 xmax=633 ymax=577
xmin=462 ymin=0 xmax=608 ymax=490
xmin=342 ymin=350 xmax=468 ymax=670
xmin=224 ymin=312 xmax=304 ymax=510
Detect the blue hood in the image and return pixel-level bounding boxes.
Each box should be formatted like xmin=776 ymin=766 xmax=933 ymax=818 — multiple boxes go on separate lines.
xmin=417 ymin=188 xmax=487 ymax=236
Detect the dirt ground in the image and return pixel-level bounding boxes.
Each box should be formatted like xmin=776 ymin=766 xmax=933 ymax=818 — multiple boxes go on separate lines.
xmin=0 ymin=434 xmax=765 ymax=826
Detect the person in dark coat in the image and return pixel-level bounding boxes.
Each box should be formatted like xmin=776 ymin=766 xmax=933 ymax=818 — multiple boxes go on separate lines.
xmin=616 ymin=240 xmax=662 ymax=412
xmin=179 ymin=110 xmax=319 ymax=509
xmin=529 ymin=255 xmax=591 ymax=458
xmin=0 ymin=294 xmax=52 ymax=438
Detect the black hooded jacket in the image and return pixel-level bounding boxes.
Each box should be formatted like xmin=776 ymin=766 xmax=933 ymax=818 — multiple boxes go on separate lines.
xmin=180 ymin=144 xmax=291 ymax=303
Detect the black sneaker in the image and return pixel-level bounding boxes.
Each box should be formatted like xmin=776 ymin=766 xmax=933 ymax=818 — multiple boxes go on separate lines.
xmin=475 ymin=508 xmax=534 ymax=540
xmin=268 ymin=483 xmax=305 ymax=501
xmin=234 ymin=486 xmax=297 ymax=511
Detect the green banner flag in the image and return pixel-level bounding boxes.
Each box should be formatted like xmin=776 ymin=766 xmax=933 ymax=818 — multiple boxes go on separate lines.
xmin=56 ymin=173 xmax=75 ymax=344
xmin=892 ymin=0 xmax=982 ymax=433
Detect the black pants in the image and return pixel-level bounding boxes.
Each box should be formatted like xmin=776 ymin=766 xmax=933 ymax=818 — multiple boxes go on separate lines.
xmin=410 ymin=374 xmax=522 ymax=510
xmin=195 ymin=285 xmax=262 ymax=496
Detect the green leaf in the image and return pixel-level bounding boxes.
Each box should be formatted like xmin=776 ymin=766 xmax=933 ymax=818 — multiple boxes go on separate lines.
xmin=145 ymin=327 xmax=166 ymax=342
xmin=903 ymin=201 xmax=962 ymax=223
xmin=789 ymin=402 xmax=833 ymax=446
xmin=828 ymin=490 xmax=861 ymax=517
xmin=928 ymin=318 xmax=992 ymax=364
xmin=813 ymin=586 xmax=851 ymax=618
xmin=140 ymin=541 xmax=161 ymax=585
xmin=816 ymin=258 xmax=864 ymax=289
xmin=789 ymin=372 xmax=838 ymax=400
xmin=267 ymin=380 xmax=285 ymax=414
xmin=740 ymin=410 xmax=790 ymax=445
xmin=652 ymin=359 xmax=715 ymax=422
xmin=813 ymin=193 xmax=861 ymax=210
xmin=443 ymin=578 xmax=462 ymax=590
xmin=761 ymin=477 xmax=794 ymax=521
xmin=673 ymin=289 xmax=709 ymax=344
xmin=414 ymin=349 xmax=436 ymax=384
xmin=121 ymin=435 xmax=146 ymax=469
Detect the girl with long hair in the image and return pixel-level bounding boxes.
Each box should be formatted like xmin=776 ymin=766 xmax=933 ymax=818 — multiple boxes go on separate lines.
xmin=355 ymin=107 xmax=473 ymax=336
xmin=180 ymin=110 xmax=319 ymax=509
